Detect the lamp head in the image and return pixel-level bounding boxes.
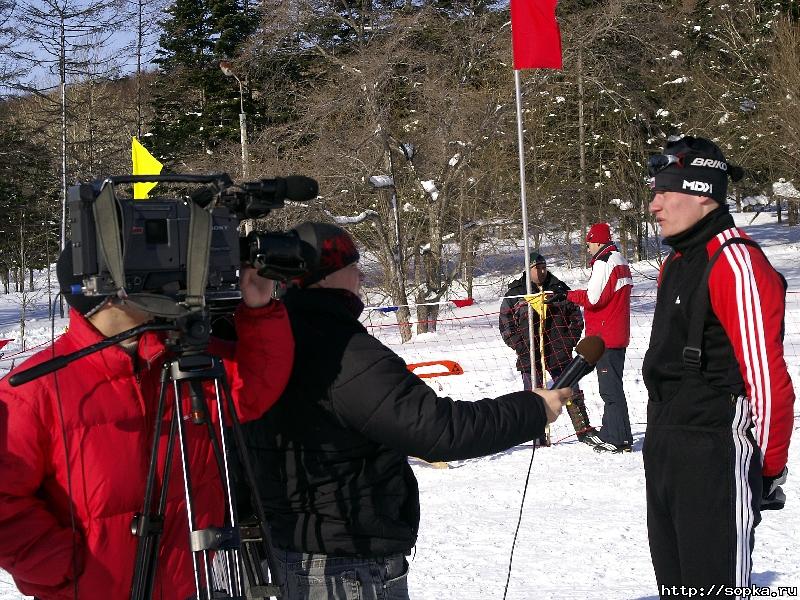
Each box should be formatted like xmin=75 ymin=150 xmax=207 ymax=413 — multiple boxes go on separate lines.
xmin=219 ymin=60 xmax=235 ymax=77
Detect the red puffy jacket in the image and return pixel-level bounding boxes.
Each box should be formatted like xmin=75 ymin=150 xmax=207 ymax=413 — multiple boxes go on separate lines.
xmin=0 ymin=301 xmax=293 ymax=600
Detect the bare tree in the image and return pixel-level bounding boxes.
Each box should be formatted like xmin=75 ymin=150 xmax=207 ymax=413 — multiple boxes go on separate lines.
xmin=126 ymin=0 xmax=163 ymax=137
xmin=13 ymin=0 xmax=123 ymax=248
xmin=0 ymin=0 xmax=23 ymax=93
xmin=764 ymin=18 xmax=800 ymax=183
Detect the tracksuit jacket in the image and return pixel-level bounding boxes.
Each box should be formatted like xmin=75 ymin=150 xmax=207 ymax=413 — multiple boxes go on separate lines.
xmin=642 ymin=208 xmax=794 ymax=594
xmin=0 ymin=302 xmax=293 ymax=600
xmin=567 ymin=243 xmax=633 ymax=349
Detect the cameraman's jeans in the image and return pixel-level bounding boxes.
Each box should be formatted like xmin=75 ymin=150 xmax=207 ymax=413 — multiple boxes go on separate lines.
xmin=266 ymin=549 xmax=410 ymax=600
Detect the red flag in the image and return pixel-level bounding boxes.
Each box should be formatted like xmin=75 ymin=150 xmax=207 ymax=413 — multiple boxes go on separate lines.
xmin=511 ymin=0 xmax=563 ymax=70
xmin=451 ymin=298 xmax=474 ymax=308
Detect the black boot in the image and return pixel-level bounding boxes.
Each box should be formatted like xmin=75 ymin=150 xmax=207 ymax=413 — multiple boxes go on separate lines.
xmin=567 ymin=392 xmax=599 ymax=446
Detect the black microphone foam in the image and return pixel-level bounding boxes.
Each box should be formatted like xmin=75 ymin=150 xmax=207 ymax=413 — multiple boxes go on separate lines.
xmin=549 ymin=335 xmax=605 ymax=390
xmin=284 ymin=176 xmax=319 ymax=201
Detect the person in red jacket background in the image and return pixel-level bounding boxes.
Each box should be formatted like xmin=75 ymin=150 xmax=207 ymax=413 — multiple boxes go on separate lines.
xmin=561 ymin=222 xmax=634 ymax=453
xmin=0 ymin=245 xmax=294 ymax=600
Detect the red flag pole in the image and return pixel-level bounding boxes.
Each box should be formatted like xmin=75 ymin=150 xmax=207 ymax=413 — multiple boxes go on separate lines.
xmin=510 ymin=0 xmax=563 ymax=387
xmin=513 ymin=69 xmax=538 ymax=382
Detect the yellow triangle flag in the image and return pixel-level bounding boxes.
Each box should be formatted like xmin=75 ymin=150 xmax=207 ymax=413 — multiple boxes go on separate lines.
xmin=524 ymin=293 xmax=548 ymax=320
xmin=131 ymin=137 xmax=163 ymax=199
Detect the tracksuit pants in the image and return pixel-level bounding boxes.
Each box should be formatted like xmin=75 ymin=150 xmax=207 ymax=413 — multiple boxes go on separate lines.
xmin=644 ymin=390 xmax=762 ymax=599
xmin=596 ymin=348 xmax=633 ymax=445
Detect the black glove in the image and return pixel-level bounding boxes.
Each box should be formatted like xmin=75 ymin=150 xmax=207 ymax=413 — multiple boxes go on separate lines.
xmin=544 ymin=292 xmax=567 ymax=304
xmin=761 ymin=466 xmax=788 ymax=511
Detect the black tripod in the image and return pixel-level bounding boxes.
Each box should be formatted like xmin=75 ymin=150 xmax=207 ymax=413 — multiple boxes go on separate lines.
xmin=129 ymin=313 xmax=282 ymax=600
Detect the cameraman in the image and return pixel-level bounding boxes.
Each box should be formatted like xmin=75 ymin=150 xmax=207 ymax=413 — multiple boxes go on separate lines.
xmin=243 ymin=222 xmax=572 ymax=600
xmin=0 ymin=244 xmax=293 ymax=600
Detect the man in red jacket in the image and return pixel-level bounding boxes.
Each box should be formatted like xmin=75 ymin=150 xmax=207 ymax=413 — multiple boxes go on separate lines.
xmin=644 ymin=135 xmax=794 ymax=597
xmin=562 ymin=223 xmax=634 ymax=453
xmin=0 ymin=246 xmax=294 ymax=600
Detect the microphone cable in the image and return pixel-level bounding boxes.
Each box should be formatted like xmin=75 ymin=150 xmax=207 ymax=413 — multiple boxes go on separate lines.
xmin=502 ymin=442 xmax=537 ymax=600
xmin=49 ymin=292 xmax=80 ymax=600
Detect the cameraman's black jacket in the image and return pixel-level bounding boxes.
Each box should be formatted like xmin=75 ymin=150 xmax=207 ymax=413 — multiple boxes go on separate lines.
xmin=243 ymin=287 xmax=548 ymax=557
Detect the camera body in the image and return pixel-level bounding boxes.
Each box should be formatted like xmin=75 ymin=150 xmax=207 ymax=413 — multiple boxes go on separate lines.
xmin=66 ymin=174 xmax=318 ymax=310
xmin=69 ymin=182 xmax=241 ymax=304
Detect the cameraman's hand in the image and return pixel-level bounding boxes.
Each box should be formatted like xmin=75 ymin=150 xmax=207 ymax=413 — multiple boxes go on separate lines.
xmin=534 ymin=387 xmax=573 ymax=424
xmin=761 ymin=466 xmax=788 ymax=511
xmin=240 ymin=266 xmax=275 ymax=308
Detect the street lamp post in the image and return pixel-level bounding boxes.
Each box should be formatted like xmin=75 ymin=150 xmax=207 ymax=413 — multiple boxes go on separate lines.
xmin=219 ymin=60 xmax=250 ymax=179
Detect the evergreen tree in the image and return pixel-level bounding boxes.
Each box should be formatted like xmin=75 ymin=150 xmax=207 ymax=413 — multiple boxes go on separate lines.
xmin=149 ymin=0 xmax=257 ymax=164
xmin=0 ymin=109 xmax=60 ymax=290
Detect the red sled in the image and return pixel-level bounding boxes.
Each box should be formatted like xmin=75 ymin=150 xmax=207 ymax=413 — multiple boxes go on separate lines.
xmin=406 ymin=360 xmax=464 ymax=379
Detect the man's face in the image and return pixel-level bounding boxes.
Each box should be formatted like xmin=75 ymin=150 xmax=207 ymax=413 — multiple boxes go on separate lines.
xmin=87 ymin=298 xmax=154 ymax=348
xmin=529 ymin=263 xmax=547 ymax=284
xmin=318 ymin=262 xmax=363 ymax=296
xmin=586 ymin=241 xmax=603 ymax=256
xmin=649 ymin=190 xmax=714 ymax=237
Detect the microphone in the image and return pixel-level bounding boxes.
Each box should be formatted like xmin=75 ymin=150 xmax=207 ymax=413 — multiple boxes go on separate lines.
xmin=283 ymin=175 xmax=319 ymax=201
xmin=548 ymin=336 xmax=605 ymax=391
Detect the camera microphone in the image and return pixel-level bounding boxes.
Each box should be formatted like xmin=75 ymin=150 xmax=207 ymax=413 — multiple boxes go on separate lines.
xmin=282 ymin=176 xmax=319 ymax=202
xmin=235 ymin=176 xmax=319 ymax=218
xmin=241 ymin=176 xmax=318 ymax=204
xmin=548 ymin=335 xmax=605 ymax=391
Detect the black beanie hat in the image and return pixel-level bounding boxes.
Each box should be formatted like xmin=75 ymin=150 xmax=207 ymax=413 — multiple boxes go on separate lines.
xmin=292 ymin=222 xmax=360 ymax=288
xmin=56 ymin=242 xmax=108 ymax=316
xmin=529 ymin=251 xmax=546 ymax=265
xmin=650 ymin=136 xmax=740 ymax=205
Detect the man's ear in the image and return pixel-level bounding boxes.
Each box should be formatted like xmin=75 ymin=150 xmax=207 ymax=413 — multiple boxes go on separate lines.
xmin=697 ymin=195 xmax=718 ymax=207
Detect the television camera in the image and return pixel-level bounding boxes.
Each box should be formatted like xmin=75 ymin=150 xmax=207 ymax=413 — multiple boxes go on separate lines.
xmin=67 ymin=173 xmax=318 ymax=317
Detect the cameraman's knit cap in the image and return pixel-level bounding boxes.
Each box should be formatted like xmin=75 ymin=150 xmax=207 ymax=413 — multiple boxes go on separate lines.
xmin=292 ymin=222 xmax=360 ymax=288
xmin=529 ymin=251 xmax=546 ymax=265
xmin=56 ymin=242 xmax=109 ymax=316
xmin=652 ymin=136 xmax=730 ymax=205
xmin=586 ymin=223 xmax=612 ymax=244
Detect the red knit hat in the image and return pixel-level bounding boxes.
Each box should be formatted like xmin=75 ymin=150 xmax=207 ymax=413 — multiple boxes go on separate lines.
xmin=292 ymin=222 xmax=360 ymax=288
xmin=586 ymin=223 xmax=612 ymax=244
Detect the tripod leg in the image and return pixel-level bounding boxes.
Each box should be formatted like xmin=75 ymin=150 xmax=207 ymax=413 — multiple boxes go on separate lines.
xmin=173 ymin=379 xmax=210 ymax=599
xmin=186 ymin=377 xmax=246 ymax=596
xmin=208 ymin=377 xmax=245 ymax=596
xmin=131 ymin=365 xmax=177 ymax=600
xmin=219 ymin=375 xmax=283 ymax=595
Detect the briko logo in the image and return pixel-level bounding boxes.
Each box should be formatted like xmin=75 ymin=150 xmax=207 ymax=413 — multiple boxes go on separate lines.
xmin=690 ymin=157 xmax=728 ymax=171
xmin=683 ymin=180 xmax=713 ymax=193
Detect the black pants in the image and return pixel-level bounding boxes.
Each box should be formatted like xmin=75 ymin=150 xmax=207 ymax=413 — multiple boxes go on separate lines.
xmin=644 ymin=393 xmax=762 ymax=598
xmin=596 ymin=348 xmax=632 ymax=445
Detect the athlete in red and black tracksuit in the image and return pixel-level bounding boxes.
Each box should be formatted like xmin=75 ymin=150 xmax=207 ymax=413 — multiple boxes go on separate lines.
xmin=642 ymin=207 xmax=794 ymax=595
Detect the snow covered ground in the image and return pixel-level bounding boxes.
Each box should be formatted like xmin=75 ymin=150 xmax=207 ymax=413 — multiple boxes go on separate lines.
xmin=1 ymin=211 xmax=799 ymax=599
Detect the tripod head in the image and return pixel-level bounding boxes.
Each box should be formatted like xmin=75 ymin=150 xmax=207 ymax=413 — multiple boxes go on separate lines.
xmin=7 ymin=309 xmax=214 ymax=388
